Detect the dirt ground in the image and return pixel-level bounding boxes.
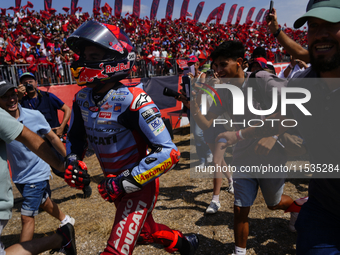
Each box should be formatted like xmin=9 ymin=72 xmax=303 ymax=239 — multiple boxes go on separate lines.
xmin=3 ymin=125 xmax=309 ymax=255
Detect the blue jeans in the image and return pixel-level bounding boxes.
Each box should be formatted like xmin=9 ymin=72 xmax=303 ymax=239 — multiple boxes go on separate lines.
xmin=295 ymin=196 xmax=340 ymax=254
xmin=188 ymin=109 xmax=212 ymax=165
xmin=15 ymin=181 xmax=51 ymax=217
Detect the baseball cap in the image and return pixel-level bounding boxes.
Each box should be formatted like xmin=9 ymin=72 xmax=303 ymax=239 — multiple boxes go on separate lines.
xmin=249 ymin=57 xmax=268 ymax=69
xmin=294 ymin=0 xmax=340 ymax=29
xmin=19 ymin=72 xmax=36 ymax=82
xmin=0 ymin=80 xmax=17 ymax=97
xmin=188 ymin=55 xmax=199 ymax=63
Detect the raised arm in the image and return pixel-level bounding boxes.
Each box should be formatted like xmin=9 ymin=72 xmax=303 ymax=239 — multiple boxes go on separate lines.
xmin=267 ymin=8 xmax=310 ymax=63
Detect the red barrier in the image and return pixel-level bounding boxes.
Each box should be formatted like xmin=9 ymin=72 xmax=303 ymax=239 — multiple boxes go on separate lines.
xmin=38 ymin=78 xmax=183 ymax=128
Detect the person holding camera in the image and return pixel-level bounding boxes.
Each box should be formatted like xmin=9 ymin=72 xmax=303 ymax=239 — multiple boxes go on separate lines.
xmin=17 ymin=72 xmax=92 ymax=198
xmin=177 ymin=56 xmax=213 ymax=169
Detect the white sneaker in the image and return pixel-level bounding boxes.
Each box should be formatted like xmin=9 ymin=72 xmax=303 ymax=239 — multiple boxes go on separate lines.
xmin=289 ymin=212 xmax=298 ymax=232
xmin=226 ymin=182 xmax=234 ymax=194
xmin=60 ymin=215 xmax=75 ymax=228
xmin=206 ymin=154 xmax=213 ymax=164
xmin=206 ymin=200 xmax=221 ymax=214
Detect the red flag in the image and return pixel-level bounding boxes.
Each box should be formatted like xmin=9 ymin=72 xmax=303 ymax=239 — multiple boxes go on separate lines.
xmin=93 ymin=0 xmax=101 ymax=13
xmin=62 ymin=7 xmax=70 ymax=13
xmin=27 ymin=1 xmax=33 ymax=8
xmin=165 ymin=58 xmax=172 ymax=68
xmin=227 ymin=4 xmax=237 ymax=24
xmin=150 ymin=0 xmax=160 ymax=20
xmin=21 ymin=44 xmax=27 ymax=58
xmin=176 ymin=59 xmax=188 ymax=70
xmin=44 ymin=0 xmax=52 ymax=11
xmin=101 ymin=6 xmax=108 ymax=14
xmin=245 ymin=7 xmax=256 ymax=24
xmin=93 ymin=8 xmax=100 ymax=16
xmin=48 ymin=8 xmax=57 ymax=14
xmin=26 ymin=34 xmax=39 ymax=46
xmin=115 ymin=0 xmax=122 ymax=17
xmin=262 ymin=9 xmax=269 ymax=24
xmin=76 ymin=6 xmax=82 ymax=13
xmin=216 ymin=3 xmax=225 ymax=24
xmin=15 ymin=0 xmax=21 ymax=8
xmin=165 ymin=0 xmax=174 ymax=20
xmin=104 ymin=3 xmax=112 ymax=16
xmin=180 ymin=0 xmax=190 ymax=19
xmin=206 ymin=5 xmax=220 ymax=23
xmin=83 ymin=12 xmax=90 ymax=20
xmin=133 ymin=0 xmax=140 ymax=18
xmin=235 ymin=6 xmax=244 ymax=25
xmin=186 ymin=11 xmax=192 ymax=17
xmin=193 ymin=2 xmax=204 ymax=22
xmin=6 ymin=39 xmax=20 ymax=59
xmin=254 ymin=8 xmax=265 ymax=24
xmin=71 ymin=0 xmax=79 ymax=15
xmin=40 ymin=10 xmax=51 ymax=19
xmin=0 ymin=8 xmax=6 ymax=16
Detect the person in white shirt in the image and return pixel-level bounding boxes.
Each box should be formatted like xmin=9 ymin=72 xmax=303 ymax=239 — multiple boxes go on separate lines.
xmin=278 ymin=55 xmax=310 ymax=79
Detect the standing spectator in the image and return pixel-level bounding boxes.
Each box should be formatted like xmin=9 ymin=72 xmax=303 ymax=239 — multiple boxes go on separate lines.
xmin=17 ymin=72 xmax=92 ymax=197
xmin=0 ymin=82 xmax=74 ymax=242
xmin=0 ymin=80 xmax=76 ymax=255
xmin=193 ymin=41 xmax=294 ymax=255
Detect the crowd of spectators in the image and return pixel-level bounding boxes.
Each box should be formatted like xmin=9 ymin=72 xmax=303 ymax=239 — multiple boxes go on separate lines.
xmin=0 ymin=8 xmax=308 ymax=83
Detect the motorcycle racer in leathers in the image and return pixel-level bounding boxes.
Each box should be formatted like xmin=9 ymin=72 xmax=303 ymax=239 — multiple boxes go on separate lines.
xmin=64 ymin=20 xmax=199 ymax=255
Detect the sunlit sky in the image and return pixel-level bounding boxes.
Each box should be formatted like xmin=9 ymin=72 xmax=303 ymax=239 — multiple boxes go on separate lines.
xmin=4 ymin=0 xmax=309 ymax=28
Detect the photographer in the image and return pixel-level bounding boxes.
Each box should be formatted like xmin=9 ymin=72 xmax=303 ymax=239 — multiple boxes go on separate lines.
xmin=17 ymin=72 xmax=91 ymax=198
xmin=175 ymin=56 xmax=212 ymax=170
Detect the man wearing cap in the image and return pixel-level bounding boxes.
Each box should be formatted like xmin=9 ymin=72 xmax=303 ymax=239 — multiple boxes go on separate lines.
xmin=0 ymin=80 xmax=75 ymax=243
xmin=17 ymin=72 xmax=92 ymax=198
xmin=0 ymin=80 xmax=77 ymax=255
xmin=218 ymin=1 xmax=340 ymax=253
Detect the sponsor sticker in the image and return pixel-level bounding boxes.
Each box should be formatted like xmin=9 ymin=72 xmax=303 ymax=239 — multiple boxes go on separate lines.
xmin=146 ymin=114 xmax=161 ymax=124
xmin=81 ymin=109 xmax=88 ymax=116
xmin=141 ymin=107 xmax=159 ymax=120
xmin=78 ymin=92 xmax=87 ymax=99
xmin=131 ymin=93 xmax=152 ymax=109
xmin=135 ymin=158 xmax=173 ymax=184
xmin=97 ymin=120 xmax=115 ymax=125
xmin=153 ymin=123 xmax=165 ymax=136
xmin=99 ymin=112 xmax=112 ymax=119
xmin=148 ymin=117 xmax=163 ymax=131
xmin=113 ymin=91 xmax=129 ymax=95
xmin=101 ymin=102 xmax=113 ymax=110
xmin=89 ymin=106 xmax=99 ymax=112
xmin=83 ymin=101 xmax=89 ymax=108
xmin=112 ymin=96 xmax=126 ymax=102
xmin=114 ymin=103 xmax=122 ymax=112
xmin=82 ymin=116 xmax=88 ymax=122
xmin=128 ymin=52 xmax=135 ymax=61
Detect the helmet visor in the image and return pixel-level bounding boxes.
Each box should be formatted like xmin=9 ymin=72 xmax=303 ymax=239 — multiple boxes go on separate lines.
xmin=67 ymin=20 xmax=124 ymax=55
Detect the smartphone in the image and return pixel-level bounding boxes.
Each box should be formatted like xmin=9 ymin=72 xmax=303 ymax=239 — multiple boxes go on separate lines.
xmin=269 ymin=0 xmax=274 ymax=13
xmin=182 ymin=75 xmax=191 ymax=100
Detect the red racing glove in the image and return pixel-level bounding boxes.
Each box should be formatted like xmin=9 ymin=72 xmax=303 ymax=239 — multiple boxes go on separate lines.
xmin=98 ymin=170 xmax=142 ymax=202
xmin=64 ymin=154 xmax=91 ymax=190
xmin=98 ymin=174 xmax=123 ymax=202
